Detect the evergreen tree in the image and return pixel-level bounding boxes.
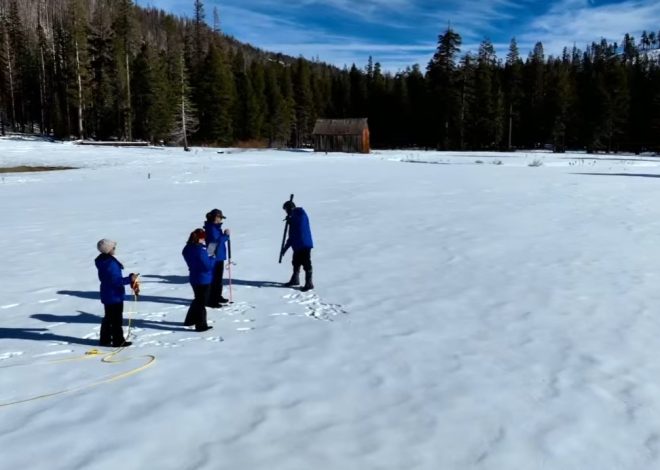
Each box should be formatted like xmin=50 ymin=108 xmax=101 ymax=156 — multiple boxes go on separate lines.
xmin=348 ymin=64 xmax=367 ymax=118
xmin=458 ymin=53 xmax=477 ymax=149
xmin=249 ymin=60 xmax=266 ymax=140
xmin=427 ymin=27 xmax=462 ymax=148
xmin=132 ymin=43 xmax=174 ymax=143
xmin=171 ymin=50 xmax=198 ymax=150
xmin=473 ymin=39 xmax=503 ymax=149
xmin=546 ymin=58 xmax=573 ymax=152
xmin=197 ymin=43 xmax=234 ymax=145
xmin=112 ymin=0 xmax=136 ymax=140
xmin=505 ymin=37 xmax=523 ymax=149
xmin=88 ymin=4 xmax=118 ymax=139
xmin=265 ymin=63 xmax=293 ymax=147
xmin=292 ymin=57 xmax=314 ymax=147
xmin=405 ymin=64 xmax=429 ymax=147
xmin=329 ymin=70 xmax=350 ymax=118
xmin=522 ymin=41 xmax=547 ymax=147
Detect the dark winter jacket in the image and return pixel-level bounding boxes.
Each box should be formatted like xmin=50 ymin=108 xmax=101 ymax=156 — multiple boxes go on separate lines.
xmin=95 ymin=254 xmax=131 ymax=305
xmin=203 ymin=221 xmax=230 ymax=261
xmin=182 ymin=242 xmax=215 ymax=285
xmin=284 ymin=207 xmax=314 ymax=253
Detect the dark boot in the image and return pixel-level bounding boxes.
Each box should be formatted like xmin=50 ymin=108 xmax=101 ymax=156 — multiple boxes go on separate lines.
xmin=284 ymin=269 xmax=300 ymax=287
xmin=99 ymin=317 xmax=112 ymax=346
xmin=300 ymin=270 xmax=314 ymax=292
xmin=183 ymin=307 xmax=196 ymax=326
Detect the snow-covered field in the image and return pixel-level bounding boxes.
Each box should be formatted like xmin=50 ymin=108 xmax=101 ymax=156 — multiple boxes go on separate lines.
xmin=3 ymin=139 xmax=660 ymax=469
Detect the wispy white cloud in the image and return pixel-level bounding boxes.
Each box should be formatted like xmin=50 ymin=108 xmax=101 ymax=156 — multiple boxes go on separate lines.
xmin=423 ymin=0 xmax=533 ymax=41
xmin=143 ymin=0 xmax=660 ymax=71
xmin=519 ymin=0 xmax=660 ymax=56
xmin=296 ymin=0 xmax=414 ymax=21
xmin=202 ymin=2 xmax=435 ymax=69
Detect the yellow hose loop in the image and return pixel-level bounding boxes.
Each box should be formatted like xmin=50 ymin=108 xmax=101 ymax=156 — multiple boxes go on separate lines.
xmin=0 ymin=353 xmax=156 ymax=408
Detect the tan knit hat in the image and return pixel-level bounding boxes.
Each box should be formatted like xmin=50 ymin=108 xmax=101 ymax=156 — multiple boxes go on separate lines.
xmin=97 ymin=239 xmax=117 ymax=254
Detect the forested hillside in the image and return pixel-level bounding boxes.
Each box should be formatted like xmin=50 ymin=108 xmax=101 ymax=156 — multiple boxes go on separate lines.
xmin=0 ymin=0 xmax=658 ymax=152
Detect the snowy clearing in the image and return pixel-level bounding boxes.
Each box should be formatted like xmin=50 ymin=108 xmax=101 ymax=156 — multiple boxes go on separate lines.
xmin=2 ymin=140 xmax=660 ymax=469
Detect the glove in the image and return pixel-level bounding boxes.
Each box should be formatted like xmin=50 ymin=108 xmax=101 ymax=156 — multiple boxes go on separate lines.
xmin=131 ymin=280 xmax=140 ymax=295
xmin=130 ymin=274 xmax=140 ymax=295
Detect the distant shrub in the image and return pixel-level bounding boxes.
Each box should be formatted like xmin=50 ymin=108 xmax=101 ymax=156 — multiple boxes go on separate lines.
xmin=492 ymin=160 xmax=503 ymax=165
xmin=528 ymin=159 xmax=543 ymax=167
xmin=475 ymin=160 xmax=484 ymax=164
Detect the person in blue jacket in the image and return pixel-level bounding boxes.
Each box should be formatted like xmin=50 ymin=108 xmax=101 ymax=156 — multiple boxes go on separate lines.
xmin=182 ymin=228 xmax=214 ymax=332
xmin=95 ymin=239 xmax=138 ymax=347
xmin=281 ymin=200 xmax=314 ymax=291
xmin=204 ymin=209 xmax=231 ymax=308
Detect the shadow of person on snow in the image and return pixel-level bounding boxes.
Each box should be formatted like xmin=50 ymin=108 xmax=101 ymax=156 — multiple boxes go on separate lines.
xmin=57 ymin=290 xmax=190 ymax=305
xmin=143 ymin=274 xmax=288 ymax=289
xmin=230 ymin=279 xmax=288 ymax=288
xmin=0 ymin=327 xmax=99 ymax=346
xmin=32 ymin=311 xmax=190 ymax=332
xmin=140 ymin=274 xmax=189 ymax=285
xmin=572 ymin=172 xmax=660 ymax=179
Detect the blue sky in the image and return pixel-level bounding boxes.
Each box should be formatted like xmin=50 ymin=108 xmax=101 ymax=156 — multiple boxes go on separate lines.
xmin=142 ymin=0 xmax=660 ymax=71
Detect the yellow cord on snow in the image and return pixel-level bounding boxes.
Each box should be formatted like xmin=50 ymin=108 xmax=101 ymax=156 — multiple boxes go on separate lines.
xmin=0 ymin=354 xmax=156 ymax=407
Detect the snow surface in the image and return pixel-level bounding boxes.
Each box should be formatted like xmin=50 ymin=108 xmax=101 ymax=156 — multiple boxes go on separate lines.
xmin=3 ymin=140 xmax=660 ymax=469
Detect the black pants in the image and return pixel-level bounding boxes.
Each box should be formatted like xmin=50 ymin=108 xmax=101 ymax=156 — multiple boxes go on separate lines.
xmin=184 ymin=284 xmax=209 ymax=330
xmin=292 ymin=249 xmax=312 ymax=272
xmin=208 ymin=261 xmax=225 ymax=306
xmin=100 ymin=303 xmax=126 ymax=346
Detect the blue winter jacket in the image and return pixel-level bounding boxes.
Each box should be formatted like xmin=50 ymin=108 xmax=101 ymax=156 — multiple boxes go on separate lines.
xmin=284 ymin=207 xmax=314 ymax=253
xmin=95 ymin=254 xmax=131 ymax=305
xmin=203 ymin=221 xmax=230 ymax=261
xmin=182 ymin=243 xmax=215 ymax=285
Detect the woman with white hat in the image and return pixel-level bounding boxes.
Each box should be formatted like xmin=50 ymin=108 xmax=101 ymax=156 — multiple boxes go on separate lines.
xmin=95 ymin=239 xmax=139 ymax=347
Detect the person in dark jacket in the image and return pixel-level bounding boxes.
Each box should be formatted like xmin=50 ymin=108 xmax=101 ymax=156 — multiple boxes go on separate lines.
xmin=204 ymin=209 xmax=231 ymax=308
xmin=182 ymin=229 xmax=214 ymax=332
xmin=281 ymin=201 xmax=314 ymax=291
xmin=95 ymin=239 xmax=138 ymax=347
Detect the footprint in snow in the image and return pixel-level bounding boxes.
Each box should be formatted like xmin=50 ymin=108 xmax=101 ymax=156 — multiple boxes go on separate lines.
xmin=138 ymin=340 xmax=180 ymax=348
xmin=284 ymin=292 xmax=348 ymax=322
xmin=33 ymin=350 xmax=73 ymax=357
xmin=139 ymin=331 xmax=173 ymax=339
xmin=0 ymin=351 xmax=24 ymax=361
xmin=214 ymin=302 xmax=255 ymax=317
xmin=178 ymin=337 xmax=202 ymax=343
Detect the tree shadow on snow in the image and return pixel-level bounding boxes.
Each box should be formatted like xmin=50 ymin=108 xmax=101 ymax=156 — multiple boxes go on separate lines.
xmin=57 ymin=290 xmax=189 ymax=305
xmin=573 ymin=172 xmax=660 ymax=179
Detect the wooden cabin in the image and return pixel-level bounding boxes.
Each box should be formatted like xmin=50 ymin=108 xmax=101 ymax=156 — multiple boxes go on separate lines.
xmin=312 ymin=118 xmax=370 ymax=154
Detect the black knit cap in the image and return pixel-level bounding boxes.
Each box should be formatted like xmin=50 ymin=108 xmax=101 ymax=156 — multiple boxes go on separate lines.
xmin=206 ymin=209 xmax=226 ymax=221
xmin=283 ymin=201 xmax=296 ymax=212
